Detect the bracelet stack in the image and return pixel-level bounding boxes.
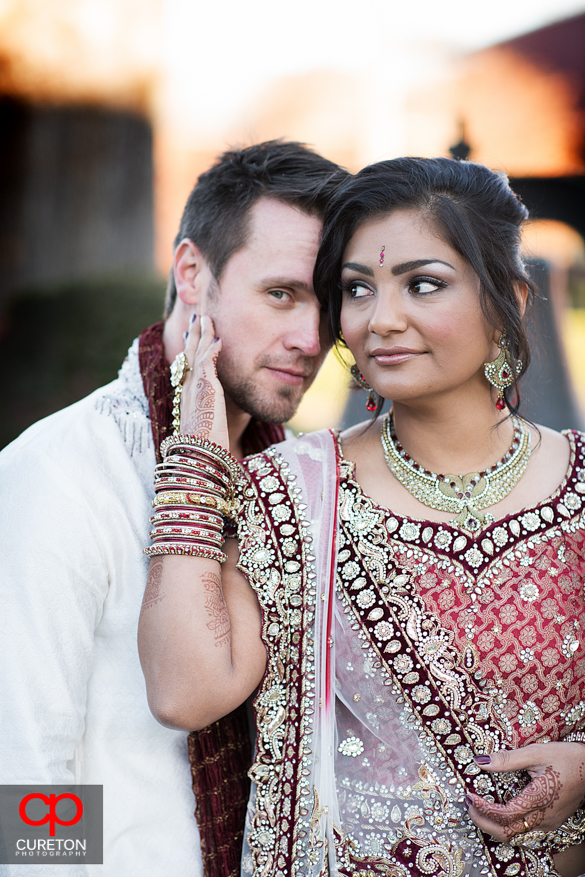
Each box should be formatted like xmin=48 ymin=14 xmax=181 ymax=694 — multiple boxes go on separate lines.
xmin=145 ymin=434 xmax=241 ymax=563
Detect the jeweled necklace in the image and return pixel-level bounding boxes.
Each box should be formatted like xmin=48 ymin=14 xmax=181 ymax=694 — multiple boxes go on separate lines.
xmin=381 ymin=411 xmax=532 ymax=533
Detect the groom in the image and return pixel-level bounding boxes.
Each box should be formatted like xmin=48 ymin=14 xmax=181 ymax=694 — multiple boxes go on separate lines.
xmin=0 ymin=140 xmax=348 ymax=876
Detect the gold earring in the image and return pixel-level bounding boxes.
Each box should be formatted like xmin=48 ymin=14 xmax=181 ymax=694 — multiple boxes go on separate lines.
xmin=350 ymin=365 xmax=377 ymax=412
xmin=483 ymin=334 xmax=521 ymax=411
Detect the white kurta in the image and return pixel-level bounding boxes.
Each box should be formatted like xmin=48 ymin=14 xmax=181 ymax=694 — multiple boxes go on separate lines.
xmin=0 ymin=340 xmax=202 ymax=876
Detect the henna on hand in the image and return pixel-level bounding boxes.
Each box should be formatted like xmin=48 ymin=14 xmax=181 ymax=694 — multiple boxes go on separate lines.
xmin=182 ymin=373 xmax=216 ymax=438
xmin=141 ymin=557 xmax=166 ymax=614
xmin=469 ymin=765 xmax=561 ymax=839
xmin=202 ymin=571 xmax=231 ymax=648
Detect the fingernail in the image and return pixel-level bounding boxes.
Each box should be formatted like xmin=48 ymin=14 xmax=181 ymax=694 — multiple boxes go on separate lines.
xmin=213 ymin=337 xmax=220 ymax=343
xmin=464 ymin=795 xmax=473 ymax=809
xmin=190 ymin=313 xmax=196 ymax=324
xmin=474 ymin=755 xmax=491 ymax=765
xmin=183 ymin=331 xmax=188 ymax=341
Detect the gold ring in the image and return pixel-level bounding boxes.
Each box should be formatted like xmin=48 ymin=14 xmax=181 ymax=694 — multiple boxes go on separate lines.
xmin=523 ymin=819 xmax=530 ymax=831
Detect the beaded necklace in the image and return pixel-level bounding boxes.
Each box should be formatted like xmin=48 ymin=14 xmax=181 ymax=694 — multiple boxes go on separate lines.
xmin=381 ymin=411 xmax=532 ymax=533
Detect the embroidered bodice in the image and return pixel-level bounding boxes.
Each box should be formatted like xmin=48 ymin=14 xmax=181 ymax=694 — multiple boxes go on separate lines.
xmin=336 ymin=429 xmax=585 ymax=750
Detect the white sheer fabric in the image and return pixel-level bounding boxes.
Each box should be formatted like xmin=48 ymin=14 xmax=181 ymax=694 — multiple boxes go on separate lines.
xmin=239 ymin=430 xmax=492 ymax=876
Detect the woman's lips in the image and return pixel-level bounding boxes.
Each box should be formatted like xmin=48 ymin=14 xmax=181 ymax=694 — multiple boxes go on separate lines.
xmin=370 ymin=347 xmax=423 ymax=365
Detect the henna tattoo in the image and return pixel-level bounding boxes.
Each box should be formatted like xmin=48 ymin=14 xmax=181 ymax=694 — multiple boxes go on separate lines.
xmin=471 ymin=765 xmax=562 ymax=839
xmin=141 ymin=557 xmax=165 ymax=613
xmin=202 ymin=571 xmax=230 ymax=647
xmin=183 ymin=375 xmax=215 ymax=438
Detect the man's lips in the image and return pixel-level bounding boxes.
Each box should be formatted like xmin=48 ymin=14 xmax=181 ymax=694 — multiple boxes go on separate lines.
xmin=370 ymin=347 xmax=423 ymax=364
xmin=264 ymin=366 xmax=312 ymax=385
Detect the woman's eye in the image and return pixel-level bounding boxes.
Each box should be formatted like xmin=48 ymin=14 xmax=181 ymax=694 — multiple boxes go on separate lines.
xmin=410 ymin=277 xmax=446 ymax=295
xmin=348 ymin=282 xmax=373 ymax=299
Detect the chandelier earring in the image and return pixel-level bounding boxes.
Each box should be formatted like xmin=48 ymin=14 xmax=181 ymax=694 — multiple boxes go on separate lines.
xmin=483 ymin=334 xmax=522 ymax=411
xmin=350 ymin=364 xmax=377 ymax=412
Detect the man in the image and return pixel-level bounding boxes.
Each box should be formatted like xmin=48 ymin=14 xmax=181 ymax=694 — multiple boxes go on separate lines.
xmin=0 ymin=140 xmax=348 ymax=876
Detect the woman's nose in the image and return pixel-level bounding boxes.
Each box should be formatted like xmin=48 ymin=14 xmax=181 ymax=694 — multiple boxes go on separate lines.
xmin=368 ymin=289 xmax=408 ymax=337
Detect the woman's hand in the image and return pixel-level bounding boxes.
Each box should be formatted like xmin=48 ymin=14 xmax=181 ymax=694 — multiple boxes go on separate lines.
xmin=466 ymin=742 xmax=585 ymax=842
xmin=179 ymin=314 xmax=229 ymax=451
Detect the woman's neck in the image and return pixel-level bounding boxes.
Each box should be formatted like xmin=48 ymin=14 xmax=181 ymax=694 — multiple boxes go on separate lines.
xmin=391 ymin=393 xmax=515 ymax=476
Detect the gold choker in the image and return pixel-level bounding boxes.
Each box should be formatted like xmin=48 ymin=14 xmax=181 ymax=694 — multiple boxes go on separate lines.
xmin=381 ymin=411 xmax=532 ymax=533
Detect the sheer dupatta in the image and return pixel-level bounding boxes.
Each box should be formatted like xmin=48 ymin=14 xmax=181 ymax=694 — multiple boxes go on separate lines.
xmin=237 ymin=431 xmax=435 ymax=875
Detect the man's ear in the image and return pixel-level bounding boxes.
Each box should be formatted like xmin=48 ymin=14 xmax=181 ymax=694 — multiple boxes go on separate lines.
xmin=173 ymin=239 xmax=205 ymax=306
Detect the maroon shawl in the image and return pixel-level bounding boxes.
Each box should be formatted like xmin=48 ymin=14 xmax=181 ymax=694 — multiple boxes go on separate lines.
xmin=138 ymin=322 xmax=284 ymax=877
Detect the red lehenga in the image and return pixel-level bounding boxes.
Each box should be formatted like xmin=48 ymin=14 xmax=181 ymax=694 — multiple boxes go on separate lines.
xmin=232 ymin=428 xmax=585 ymax=877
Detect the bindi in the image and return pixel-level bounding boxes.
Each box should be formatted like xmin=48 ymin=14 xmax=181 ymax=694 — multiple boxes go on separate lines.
xmin=379 ymin=246 xmax=385 ymax=266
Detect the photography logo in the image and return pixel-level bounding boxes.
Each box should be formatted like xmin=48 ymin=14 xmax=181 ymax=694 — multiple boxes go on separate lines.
xmin=0 ymin=786 xmax=103 ymax=864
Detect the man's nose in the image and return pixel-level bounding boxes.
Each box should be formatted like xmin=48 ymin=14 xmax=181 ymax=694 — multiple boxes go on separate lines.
xmin=285 ymin=302 xmax=322 ymax=357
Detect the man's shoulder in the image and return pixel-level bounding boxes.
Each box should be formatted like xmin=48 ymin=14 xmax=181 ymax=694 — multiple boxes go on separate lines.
xmin=0 ymin=338 xmax=152 ymax=470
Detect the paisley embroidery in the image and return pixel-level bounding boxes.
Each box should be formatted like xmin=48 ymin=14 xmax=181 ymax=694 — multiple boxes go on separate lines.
xmin=236 ymin=449 xmax=322 ymax=876
xmin=234 ymin=431 xmax=585 ymax=876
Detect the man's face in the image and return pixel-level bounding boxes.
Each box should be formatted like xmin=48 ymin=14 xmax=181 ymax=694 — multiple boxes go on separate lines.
xmin=202 ymin=197 xmax=329 ymax=424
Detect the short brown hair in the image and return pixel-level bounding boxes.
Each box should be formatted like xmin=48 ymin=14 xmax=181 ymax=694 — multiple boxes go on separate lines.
xmin=164 ymin=140 xmax=349 ymax=317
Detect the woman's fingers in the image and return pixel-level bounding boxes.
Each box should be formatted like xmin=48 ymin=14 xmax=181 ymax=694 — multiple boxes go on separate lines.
xmin=465 ymin=742 xmax=585 ymax=841
xmin=179 ymin=315 xmax=229 ymax=450
xmin=184 ymin=312 xmax=202 ymax=362
xmin=465 ymin=798 xmax=543 ymax=843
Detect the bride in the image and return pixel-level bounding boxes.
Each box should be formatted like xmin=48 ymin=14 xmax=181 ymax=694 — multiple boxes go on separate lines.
xmin=139 ymin=157 xmax=585 ymax=876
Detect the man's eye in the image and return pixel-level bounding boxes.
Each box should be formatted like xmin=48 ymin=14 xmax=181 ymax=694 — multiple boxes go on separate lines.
xmin=410 ymin=277 xmax=447 ymax=295
xmin=269 ymin=289 xmax=291 ymax=301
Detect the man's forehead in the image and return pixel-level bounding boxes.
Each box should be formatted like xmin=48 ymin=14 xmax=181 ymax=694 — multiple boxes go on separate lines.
xmin=246 ymin=197 xmax=322 ymax=240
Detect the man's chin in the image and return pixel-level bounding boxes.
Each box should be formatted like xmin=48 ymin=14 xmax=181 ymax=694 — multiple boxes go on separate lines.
xmin=246 ymin=393 xmax=303 ymax=425
xmin=224 ymin=382 xmax=304 ymax=425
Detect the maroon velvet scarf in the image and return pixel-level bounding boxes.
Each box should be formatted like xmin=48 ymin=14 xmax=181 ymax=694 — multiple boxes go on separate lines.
xmin=138 ymin=322 xmax=284 ymax=877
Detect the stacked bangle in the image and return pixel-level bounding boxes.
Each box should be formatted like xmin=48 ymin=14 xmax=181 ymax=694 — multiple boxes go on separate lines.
xmin=145 ymin=434 xmax=241 ymax=563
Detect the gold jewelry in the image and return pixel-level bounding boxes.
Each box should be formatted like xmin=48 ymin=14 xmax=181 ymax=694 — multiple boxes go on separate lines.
xmin=152 ymin=491 xmax=238 ymax=517
xmin=483 ymin=334 xmax=522 ymax=411
xmin=381 ymin=410 xmax=532 ymax=533
xmin=170 ymin=352 xmax=191 ymax=434
xmin=508 ymin=828 xmax=547 ymax=849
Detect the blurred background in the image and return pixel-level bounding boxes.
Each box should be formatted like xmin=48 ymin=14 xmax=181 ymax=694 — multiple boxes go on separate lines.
xmin=1 ymin=0 xmax=585 ymax=447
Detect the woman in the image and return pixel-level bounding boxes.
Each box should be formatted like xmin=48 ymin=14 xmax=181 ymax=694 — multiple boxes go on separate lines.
xmin=139 ymin=157 xmax=585 ymax=877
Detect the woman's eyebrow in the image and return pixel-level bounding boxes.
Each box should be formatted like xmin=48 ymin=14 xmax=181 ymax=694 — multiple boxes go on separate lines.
xmin=392 ymin=258 xmax=455 ymax=275
xmin=341 ymin=262 xmax=374 ymax=277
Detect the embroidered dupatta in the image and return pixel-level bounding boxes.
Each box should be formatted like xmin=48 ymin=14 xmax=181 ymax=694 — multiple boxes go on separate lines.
xmin=138 ymin=321 xmax=284 ymax=877
xmin=235 ymin=429 xmax=585 ymax=877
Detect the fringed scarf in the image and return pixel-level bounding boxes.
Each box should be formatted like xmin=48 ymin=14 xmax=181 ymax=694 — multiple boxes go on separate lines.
xmin=138 ymin=321 xmax=284 ymax=877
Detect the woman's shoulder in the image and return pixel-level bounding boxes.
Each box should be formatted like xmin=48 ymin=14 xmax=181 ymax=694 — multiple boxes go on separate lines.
xmin=522 ymin=422 xmax=584 ymax=506
xmin=531 ymin=422 xmax=584 ymax=465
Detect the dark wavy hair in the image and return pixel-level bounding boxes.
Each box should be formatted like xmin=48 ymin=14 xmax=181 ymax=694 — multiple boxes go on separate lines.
xmin=313 ymin=157 xmax=537 ymax=414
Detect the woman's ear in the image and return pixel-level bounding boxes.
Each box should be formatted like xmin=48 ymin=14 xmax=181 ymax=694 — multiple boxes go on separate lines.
xmin=173 ymin=239 xmax=205 ymax=306
xmin=515 ymin=281 xmax=530 ymax=318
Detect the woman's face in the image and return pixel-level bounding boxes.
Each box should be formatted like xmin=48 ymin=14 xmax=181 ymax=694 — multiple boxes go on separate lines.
xmin=340 ymin=208 xmax=498 ymax=407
